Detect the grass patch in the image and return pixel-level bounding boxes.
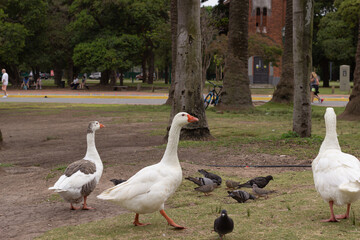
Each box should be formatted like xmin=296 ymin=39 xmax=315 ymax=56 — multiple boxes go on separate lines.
xmin=45 ymin=164 xmax=68 ymax=180
xmin=37 ymin=170 xmax=360 ymax=240
xmin=0 ymin=163 xmax=14 ymax=167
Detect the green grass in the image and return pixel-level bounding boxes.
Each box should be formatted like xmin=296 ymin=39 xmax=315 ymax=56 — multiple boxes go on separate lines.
xmin=37 ymin=171 xmax=360 ymax=240
xmin=1 ymin=102 xmax=359 ymax=239
xmin=0 ymin=163 xmax=14 ymax=167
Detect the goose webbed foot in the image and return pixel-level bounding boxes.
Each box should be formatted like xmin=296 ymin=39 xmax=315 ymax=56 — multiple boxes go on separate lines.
xmin=160 ymin=210 xmax=186 ymax=229
xmin=133 ymin=213 xmax=150 ymax=226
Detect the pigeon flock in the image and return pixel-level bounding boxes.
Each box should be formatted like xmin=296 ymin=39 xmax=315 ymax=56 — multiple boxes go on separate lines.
xmin=46 ymin=108 xmax=360 ymax=239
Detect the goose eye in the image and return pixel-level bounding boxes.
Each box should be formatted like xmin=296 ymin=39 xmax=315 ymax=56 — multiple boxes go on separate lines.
xmin=182 ymin=114 xmax=185 ymax=116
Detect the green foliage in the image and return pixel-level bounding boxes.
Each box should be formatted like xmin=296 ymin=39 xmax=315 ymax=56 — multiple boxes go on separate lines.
xmin=336 ymin=0 xmax=360 ymax=29
xmin=317 ymin=12 xmax=356 ymax=62
xmin=73 ymin=34 xmax=143 ymax=72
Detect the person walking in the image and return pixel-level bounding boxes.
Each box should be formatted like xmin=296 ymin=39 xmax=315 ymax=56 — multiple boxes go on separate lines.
xmin=1 ymin=69 xmax=8 ymax=98
xmin=310 ymin=72 xmax=324 ymax=104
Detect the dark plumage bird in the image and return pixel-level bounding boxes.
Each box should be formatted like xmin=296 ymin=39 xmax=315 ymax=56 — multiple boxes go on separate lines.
xmin=198 ymin=169 xmax=222 ymax=186
xmin=214 ymin=209 xmax=234 ymax=240
xmin=252 ymin=183 xmax=276 ymax=198
xmin=226 ymin=180 xmax=240 ymax=189
xmin=228 ymin=190 xmax=256 ymax=203
xmin=185 ymin=176 xmax=215 ymax=186
xmin=110 ymin=179 xmax=126 ymax=185
xmin=194 ymin=183 xmax=217 ymax=196
xmin=237 ymin=175 xmax=273 ymax=189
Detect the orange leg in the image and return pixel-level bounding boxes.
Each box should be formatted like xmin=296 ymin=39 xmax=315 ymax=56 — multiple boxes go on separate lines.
xmin=336 ymin=204 xmax=351 ymax=219
xmin=159 ymin=210 xmax=185 ymax=229
xmin=133 ymin=213 xmax=150 ymax=226
xmin=82 ymin=196 xmax=95 ymax=210
xmin=70 ymin=203 xmax=80 ymax=210
xmin=321 ymin=201 xmax=338 ymax=222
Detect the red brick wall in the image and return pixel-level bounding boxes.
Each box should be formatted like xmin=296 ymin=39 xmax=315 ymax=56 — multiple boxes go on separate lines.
xmin=248 ymin=0 xmax=286 ymax=78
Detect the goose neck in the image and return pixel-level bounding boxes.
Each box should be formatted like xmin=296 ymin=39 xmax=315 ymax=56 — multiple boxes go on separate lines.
xmin=162 ymin=123 xmax=182 ymax=161
xmin=84 ymin=132 xmax=100 ymax=160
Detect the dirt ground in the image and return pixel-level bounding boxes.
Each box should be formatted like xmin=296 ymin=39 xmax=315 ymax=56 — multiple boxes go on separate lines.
xmin=0 ymin=108 xmax=310 ymax=240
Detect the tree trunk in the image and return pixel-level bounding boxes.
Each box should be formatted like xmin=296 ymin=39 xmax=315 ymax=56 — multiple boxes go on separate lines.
xmin=7 ymin=65 xmax=21 ymax=86
xmin=54 ymin=66 xmax=63 ymax=86
xmin=292 ymin=0 xmax=313 ymax=137
xmin=100 ymin=70 xmax=109 ymax=85
xmin=168 ymin=0 xmax=211 ymax=140
xmin=164 ymin=64 xmax=169 ymax=84
xmin=110 ymin=70 xmax=117 ymax=85
xmin=142 ymin=52 xmax=148 ymax=83
xmin=148 ymin=50 xmax=155 ymax=84
xmin=320 ymin=58 xmax=330 ymax=87
xmin=165 ymin=0 xmax=177 ymax=105
xmin=271 ymin=0 xmax=294 ymax=104
xmin=65 ymin=61 xmax=73 ymax=85
xmin=217 ymin=0 xmax=253 ymax=110
xmin=339 ymin=17 xmax=360 ymax=120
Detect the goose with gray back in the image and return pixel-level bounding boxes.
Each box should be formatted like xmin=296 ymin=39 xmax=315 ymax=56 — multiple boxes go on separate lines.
xmin=97 ymin=112 xmax=198 ymax=229
xmin=312 ymin=108 xmax=360 ymax=222
xmin=49 ymin=121 xmax=105 ymax=210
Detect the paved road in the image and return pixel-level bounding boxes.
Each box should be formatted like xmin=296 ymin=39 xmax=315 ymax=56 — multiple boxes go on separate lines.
xmin=0 ymin=90 xmax=349 ymax=107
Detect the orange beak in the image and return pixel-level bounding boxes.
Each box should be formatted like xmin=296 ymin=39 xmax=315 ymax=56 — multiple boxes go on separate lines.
xmin=100 ymin=123 xmax=105 ymax=128
xmin=187 ymin=114 xmax=199 ymax=123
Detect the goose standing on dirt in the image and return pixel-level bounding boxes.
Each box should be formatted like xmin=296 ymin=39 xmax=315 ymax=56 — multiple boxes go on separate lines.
xmin=97 ymin=112 xmax=198 ymax=228
xmin=312 ymin=108 xmax=360 ymax=222
xmin=49 ymin=121 xmax=105 ymax=210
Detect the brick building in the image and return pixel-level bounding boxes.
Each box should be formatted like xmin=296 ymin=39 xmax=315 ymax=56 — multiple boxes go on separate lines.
xmin=248 ymin=0 xmax=286 ymax=86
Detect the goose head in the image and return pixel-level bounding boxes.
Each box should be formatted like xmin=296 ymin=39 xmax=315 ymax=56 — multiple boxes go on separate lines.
xmin=87 ymin=121 xmax=105 ymax=133
xmin=324 ymin=108 xmax=337 ymax=133
xmin=173 ymin=112 xmax=199 ymax=127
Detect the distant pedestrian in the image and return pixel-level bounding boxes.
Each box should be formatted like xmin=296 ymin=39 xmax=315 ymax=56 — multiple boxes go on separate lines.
xmin=310 ymin=72 xmax=324 ymax=104
xmin=21 ymin=76 xmax=30 ymax=90
xmin=1 ymin=68 xmax=8 ymax=98
xmin=36 ymin=77 xmax=42 ymax=90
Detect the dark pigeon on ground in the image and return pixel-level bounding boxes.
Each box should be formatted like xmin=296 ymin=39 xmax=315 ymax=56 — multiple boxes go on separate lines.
xmin=110 ymin=179 xmax=127 ymax=185
xmin=194 ymin=183 xmax=217 ymax=196
xmin=185 ymin=176 xmax=215 ymax=186
xmin=228 ymin=190 xmax=256 ymax=203
xmin=198 ymin=169 xmax=222 ymax=186
xmin=237 ymin=175 xmax=273 ymax=189
xmin=214 ymin=209 xmax=234 ymax=240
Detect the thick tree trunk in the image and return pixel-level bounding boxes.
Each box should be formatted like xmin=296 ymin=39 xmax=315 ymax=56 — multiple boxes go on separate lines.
xmin=217 ymin=0 xmax=253 ymax=110
xmin=292 ymin=0 xmax=313 ymax=137
xmin=168 ymin=0 xmax=211 ymax=140
xmin=54 ymin=66 xmax=63 ymax=86
xmin=110 ymin=70 xmax=117 ymax=85
xmin=339 ymin=17 xmax=360 ymax=120
xmin=271 ymin=0 xmax=294 ymax=104
xmin=165 ymin=0 xmax=177 ymax=105
xmin=7 ymin=65 xmax=21 ymax=86
xmin=65 ymin=61 xmax=73 ymax=85
xmin=100 ymin=70 xmax=109 ymax=85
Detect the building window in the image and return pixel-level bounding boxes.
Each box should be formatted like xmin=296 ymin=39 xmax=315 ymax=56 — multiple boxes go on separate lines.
xmin=262 ymin=8 xmax=267 ymax=33
xmin=256 ymin=8 xmax=261 ymax=32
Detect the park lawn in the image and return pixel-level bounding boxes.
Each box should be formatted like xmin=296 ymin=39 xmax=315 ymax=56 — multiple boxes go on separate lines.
xmin=37 ymin=170 xmax=360 ymax=240
xmin=4 ymin=102 xmax=352 ymax=239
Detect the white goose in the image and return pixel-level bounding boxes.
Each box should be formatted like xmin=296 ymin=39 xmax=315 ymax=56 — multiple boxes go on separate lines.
xmin=312 ymin=108 xmax=360 ymax=222
xmin=97 ymin=112 xmax=198 ymax=228
xmin=49 ymin=121 xmax=105 ymax=210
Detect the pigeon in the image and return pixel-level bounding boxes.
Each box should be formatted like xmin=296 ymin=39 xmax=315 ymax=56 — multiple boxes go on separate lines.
xmin=194 ymin=183 xmax=217 ymax=196
xmin=185 ymin=176 xmax=215 ymax=186
xmin=198 ymin=169 xmax=222 ymax=186
xmin=226 ymin=180 xmax=240 ymax=189
xmin=214 ymin=209 xmax=234 ymax=240
xmin=110 ymin=179 xmax=127 ymax=185
xmin=237 ymin=175 xmax=273 ymax=189
xmin=252 ymin=183 xmax=276 ymax=198
xmin=228 ymin=190 xmax=256 ymax=203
